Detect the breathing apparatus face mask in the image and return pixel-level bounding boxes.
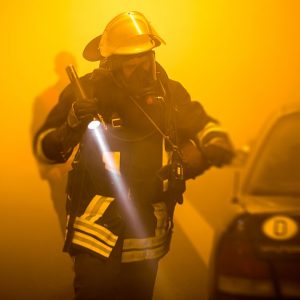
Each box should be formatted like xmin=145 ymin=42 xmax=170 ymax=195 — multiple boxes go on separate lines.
xmin=109 ymin=51 xmax=158 ymax=99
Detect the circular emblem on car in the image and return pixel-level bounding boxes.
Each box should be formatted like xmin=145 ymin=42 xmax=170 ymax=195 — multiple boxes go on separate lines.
xmin=262 ymin=215 xmax=298 ymax=240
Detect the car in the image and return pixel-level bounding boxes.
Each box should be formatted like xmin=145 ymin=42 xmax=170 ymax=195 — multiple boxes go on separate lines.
xmin=209 ymin=102 xmax=300 ymax=299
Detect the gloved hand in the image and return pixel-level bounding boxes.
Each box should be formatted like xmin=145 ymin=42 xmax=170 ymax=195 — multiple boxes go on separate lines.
xmin=203 ymin=136 xmax=235 ymax=167
xmin=67 ymin=98 xmax=99 ymax=128
xmin=40 ymin=98 xmax=100 ymax=162
xmin=156 ymin=140 xmax=211 ymax=181
xmin=180 ymin=139 xmax=211 ymax=179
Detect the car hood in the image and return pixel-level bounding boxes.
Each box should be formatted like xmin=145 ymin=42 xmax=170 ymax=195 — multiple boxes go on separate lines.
xmin=239 ymin=195 xmax=300 ymax=214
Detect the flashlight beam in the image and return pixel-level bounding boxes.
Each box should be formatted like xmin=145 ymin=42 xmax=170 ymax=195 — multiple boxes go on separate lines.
xmin=90 ymin=125 xmax=146 ymax=236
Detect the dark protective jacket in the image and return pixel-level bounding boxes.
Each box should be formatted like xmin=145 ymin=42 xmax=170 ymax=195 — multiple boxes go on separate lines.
xmin=34 ymin=64 xmax=218 ymax=262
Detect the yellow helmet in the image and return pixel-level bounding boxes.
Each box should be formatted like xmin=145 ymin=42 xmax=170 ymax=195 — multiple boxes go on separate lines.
xmin=83 ymin=11 xmax=165 ymax=61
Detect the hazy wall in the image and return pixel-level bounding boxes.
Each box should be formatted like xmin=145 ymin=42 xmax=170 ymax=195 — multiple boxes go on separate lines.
xmin=1 ymin=1 xmax=300 ymax=299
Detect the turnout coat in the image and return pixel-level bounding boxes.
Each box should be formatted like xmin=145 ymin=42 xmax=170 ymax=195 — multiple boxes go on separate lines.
xmin=34 ymin=64 xmax=216 ymax=262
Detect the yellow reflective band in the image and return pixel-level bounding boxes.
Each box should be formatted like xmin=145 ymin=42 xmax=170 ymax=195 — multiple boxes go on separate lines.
xmin=121 ymin=243 xmax=168 ymax=263
xmin=123 ymin=201 xmax=170 ymax=251
xmin=162 ymin=139 xmax=171 ymax=192
xmin=35 ymin=128 xmax=58 ymax=163
xmin=152 ymin=201 xmax=167 ymax=212
xmin=197 ymin=122 xmax=226 ymax=142
xmin=123 ymin=232 xmax=169 ymax=250
xmin=72 ymin=231 xmax=113 ymax=258
xmin=74 ymin=218 xmax=118 ymax=247
xmin=162 ymin=138 xmax=170 ymax=166
xmin=81 ymin=195 xmax=114 ymax=223
xmin=163 ymin=179 xmax=168 ymax=192
xmin=153 ymin=202 xmax=168 ymax=228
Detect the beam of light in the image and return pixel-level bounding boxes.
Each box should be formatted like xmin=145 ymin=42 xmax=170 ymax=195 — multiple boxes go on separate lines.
xmin=88 ymin=124 xmax=146 ymax=237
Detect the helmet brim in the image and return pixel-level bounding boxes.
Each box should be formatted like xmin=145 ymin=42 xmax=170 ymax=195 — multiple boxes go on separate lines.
xmin=83 ymin=35 xmax=103 ymax=62
xmin=83 ymin=34 xmax=165 ymax=62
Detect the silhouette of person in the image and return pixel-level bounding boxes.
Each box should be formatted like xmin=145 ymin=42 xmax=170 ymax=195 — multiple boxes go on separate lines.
xmin=31 ymin=51 xmax=78 ymax=235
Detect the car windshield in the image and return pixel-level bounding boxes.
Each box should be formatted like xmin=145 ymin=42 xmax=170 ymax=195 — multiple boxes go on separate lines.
xmin=246 ymin=111 xmax=300 ymax=197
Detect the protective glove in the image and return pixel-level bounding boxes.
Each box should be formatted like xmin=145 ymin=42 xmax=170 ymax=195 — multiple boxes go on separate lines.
xmin=40 ymin=98 xmax=100 ymax=163
xmin=180 ymin=139 xmax=211 ymax=179
xmin=67 ymin=98 xmax=99 ymax=128
xmin=202 ymin=136 xmax=235 ymax=167
xmin=156 ymin=140 xmax=211 ymax=182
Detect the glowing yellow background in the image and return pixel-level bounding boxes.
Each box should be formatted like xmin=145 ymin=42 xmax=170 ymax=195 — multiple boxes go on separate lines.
xmin=1 ymin=1 xmax=300 ymax=299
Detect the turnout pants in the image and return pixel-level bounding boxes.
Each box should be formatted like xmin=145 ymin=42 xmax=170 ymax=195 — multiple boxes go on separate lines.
xmin=73 ymin=244 xmax=159 ymax=300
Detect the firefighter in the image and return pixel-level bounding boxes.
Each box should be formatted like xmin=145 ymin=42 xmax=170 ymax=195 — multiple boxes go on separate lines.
xmin=34 ymin=11 xmax=234 ymax=300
